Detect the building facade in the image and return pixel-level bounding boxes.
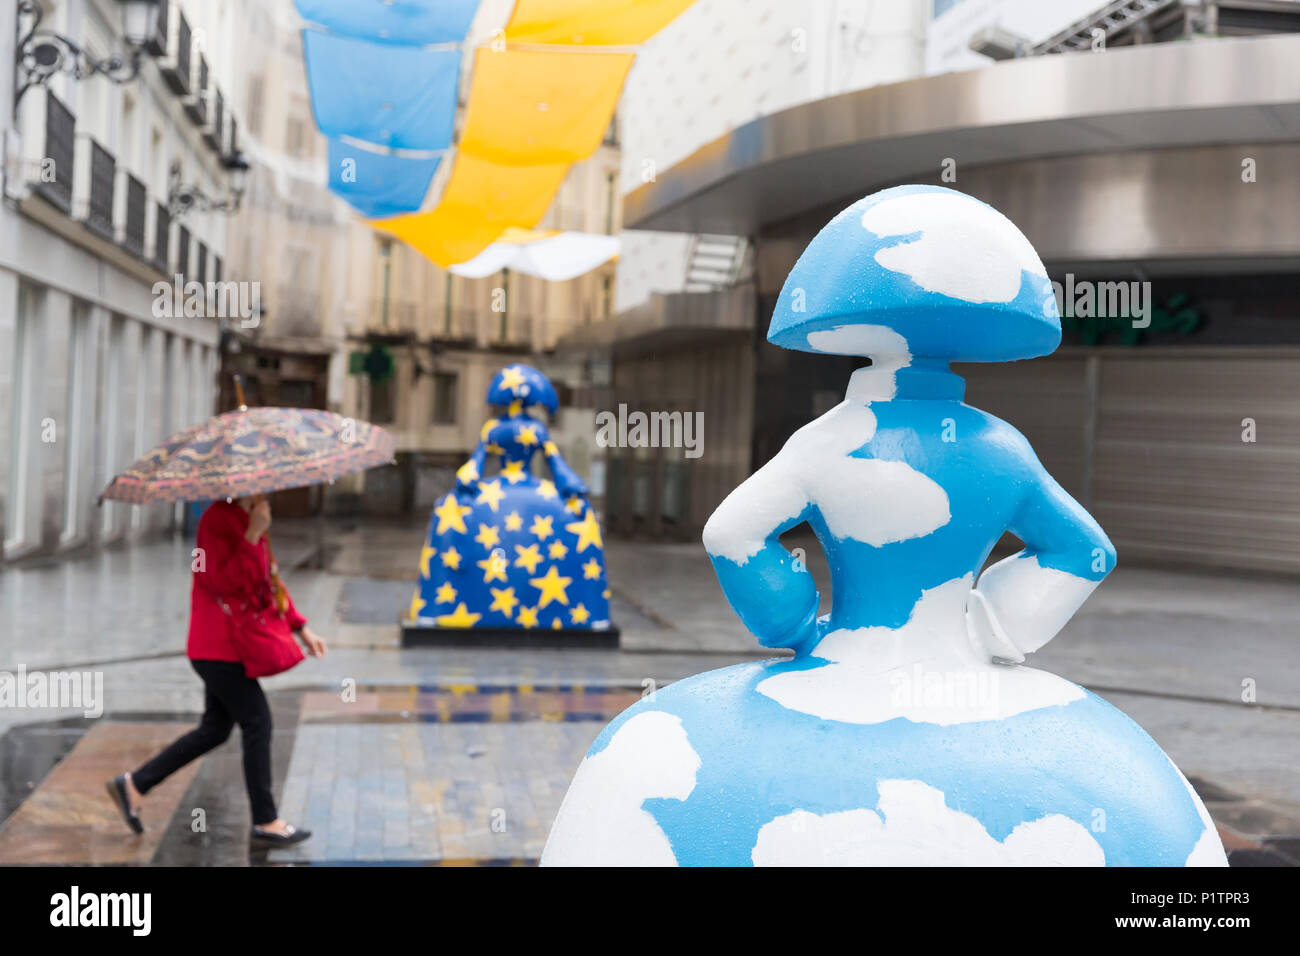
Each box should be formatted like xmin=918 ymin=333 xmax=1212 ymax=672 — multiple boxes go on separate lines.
xmin=602 ymin=0 xmax=1300 ymax=575
xmin=1 ymin=0 xmax=244 ymax=563
xmin=219 ymin=0 xmax=620 ymax=518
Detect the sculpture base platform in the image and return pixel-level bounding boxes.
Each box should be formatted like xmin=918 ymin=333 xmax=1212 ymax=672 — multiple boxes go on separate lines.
xmin=400 ymin=622 xmax=620 ymax=649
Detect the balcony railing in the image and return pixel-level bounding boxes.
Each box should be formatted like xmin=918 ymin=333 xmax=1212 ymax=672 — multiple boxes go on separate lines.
xmin=145 ymin=0 xmax=169 ymax=56
xmin=184 ymin=56 xmax=209 ymax=125
xmin=152 ymin=202 xmax=171 ymax=273
xmin=123 ymin=174 xmax=146 ymax=256
xmin=431 ymin=306 xmax=478 ymax=344
xmin=161 ymin=11 xmax=192 ymax=95
xmin=86 ymin=142 xmax=116 ymax=240
xmin=36 ymin=93 xmax=75 ymax=212
xmin=368 ymin=296 xmax=421 ymax=332
xmin=490 ymin=312 xmax=534 ymax=349
xmin=204 ymin=89 xmax=224 ymax=151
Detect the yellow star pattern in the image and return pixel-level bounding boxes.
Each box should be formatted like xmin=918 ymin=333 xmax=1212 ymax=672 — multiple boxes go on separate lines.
xmin=474 ymin=523 xmax=501 ymax=550
xmin=548 ymin=540 xmax=568 ymax=560
xmin=513 ymin=543 xmax=544 ymax=574
xmin=434 ymin=495 xmax=471 ymax=535
xmin=504 ymin=511 xmax=523 ymax=532
xmin=530 ymin=515 xmax=553 ymax=540
xmin=508 ymin=399 xmax=523 ymax=417
xmin=435 ymin=582 xmax=457 ymax=604
xmin=570 ymin=603 xmax=590 ymax=625
xmin=486 ymin=442 xmax=505 ymax=456
xmin=489 ymin=587 xmax=519 ymax=618
xmin=582 ymin=558 xmax=602 ymax=580
xmin=500 ymin=460 xmax=526 ymax=484
xmin=437 ymin=603 xmax=482 ymax=628
xmin=441 ymin=546 xmax=462 ymax=570
xmin=551 ymin=618 xmax=563 ymax=630
xmin=476 ymin=480 xmax=506 ymax=512
xmin=529 ymin=565 xmax=572 ymax=609
xmin=500 ymin=366 xmax=526 ymax=392
xmin=517 ymin=425 xmax=538 ymax=447
xmin=456 ymin=459 xmax=479 ymax=483
xmin=565 ymin=496 xmax=584 ymax=515
xmin=537 ymin=480 xmax=558 ymax=500
xmin=543 ymin=441 xmax=559 ymax=456
xmin=565 ymin=511 xmax=603 ymax=553
xmin=409 ymin=592 xmax=427 ymax=621
xmin=419 ymin=544 xmax=437 ymax=578
xmin=480 ymin=418 xmax=499 ymax=441
xmin=477 ymin=553 xmax=509 ymax=583
xmin=517 ymin=605 xmax=539 ymax=629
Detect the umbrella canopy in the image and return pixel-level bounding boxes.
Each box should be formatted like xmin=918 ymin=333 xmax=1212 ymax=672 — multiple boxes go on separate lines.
xmin=100 ymin=406 xmax=395 ymax=505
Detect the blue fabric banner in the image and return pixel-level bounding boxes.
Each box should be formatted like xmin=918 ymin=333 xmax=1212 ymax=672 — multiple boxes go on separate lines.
xmin=303 ymin=29 xmax=460 ymax=150
xmin=294 ymin=0 xmax=480 ymax=45
xmin=327 ymin=138 xmax=441 ymax=218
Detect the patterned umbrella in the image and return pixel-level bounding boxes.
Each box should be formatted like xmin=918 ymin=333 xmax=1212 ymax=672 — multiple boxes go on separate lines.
xmin=99 ymin=406 xmax=395 ymax=505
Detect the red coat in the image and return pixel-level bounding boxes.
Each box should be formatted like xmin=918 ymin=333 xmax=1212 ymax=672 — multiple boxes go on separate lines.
xmin=187 ymin=500 xmax=308 ymax=662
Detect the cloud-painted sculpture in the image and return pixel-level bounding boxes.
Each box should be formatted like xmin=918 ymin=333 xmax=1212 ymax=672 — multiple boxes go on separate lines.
xmin=542 ymin=186 xmax=1227 ymax=866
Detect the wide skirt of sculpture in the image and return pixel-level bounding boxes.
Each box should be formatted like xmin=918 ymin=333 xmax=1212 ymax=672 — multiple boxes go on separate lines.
xmin=406 ymin=365 xmax=614 ymax=641
xmin=541 ymin=185 xmax=1227 ymax=866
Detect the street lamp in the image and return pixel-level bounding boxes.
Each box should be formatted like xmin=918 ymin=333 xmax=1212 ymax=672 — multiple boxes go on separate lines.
xmin=14 ymin=0 xmax=160 ymax=108
xmin=167 ymin=152 xmax=251 ymax=219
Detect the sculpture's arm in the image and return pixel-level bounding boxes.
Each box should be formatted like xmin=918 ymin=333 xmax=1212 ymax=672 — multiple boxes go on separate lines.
xmin=703 ymin=447 xmax=819 ymax=654
xmin=540 ymin=428 xmax=589 ymax=498
xmin=968 ymin=457 xmax=1116 ymax=663
xmin=456 ymin=441 xmax=489 ymax=490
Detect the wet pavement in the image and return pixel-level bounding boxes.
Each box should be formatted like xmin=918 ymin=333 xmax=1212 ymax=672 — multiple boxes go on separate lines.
xmin=1 ymin=515 xmax=1298 ymax=865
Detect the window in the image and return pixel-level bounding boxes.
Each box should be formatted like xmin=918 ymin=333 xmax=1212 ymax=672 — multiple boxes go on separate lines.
xmin=370 ymin=378 xmax=395 ymax=424
xmin=286 ymin=117 xmax=307 ymax=158
xmin=246 ymin=76 xmax=265 ymax=136
xmin=177 ymin=225 xmax=190 ymax=279
xmin=41 ymin=93 xmax=76 ymax=212
xmin=433 ymin=372 xmax=458 ymax=425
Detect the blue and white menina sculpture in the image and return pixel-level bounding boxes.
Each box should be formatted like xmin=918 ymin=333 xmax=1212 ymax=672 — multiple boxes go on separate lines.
xmin=541 ymin=185 xmax=1227 ymax=866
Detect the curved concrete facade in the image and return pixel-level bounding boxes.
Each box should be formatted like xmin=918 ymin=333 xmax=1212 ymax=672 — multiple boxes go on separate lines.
xmin=624 ymin=33 xmax=1300 ymax=269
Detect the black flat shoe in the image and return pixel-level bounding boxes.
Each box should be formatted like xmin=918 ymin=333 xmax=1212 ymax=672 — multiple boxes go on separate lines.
xmin=251 ymin=823 xmax=312 ymax=846
xmin=105 ymin=775 xmax=144 ymax=834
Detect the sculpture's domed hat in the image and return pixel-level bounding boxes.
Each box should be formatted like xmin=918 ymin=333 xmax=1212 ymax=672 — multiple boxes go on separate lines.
xmin=768 ymin=185 xmax=1060 ymax=362
xmin=486 ymin=363 xmax=558 ymax=413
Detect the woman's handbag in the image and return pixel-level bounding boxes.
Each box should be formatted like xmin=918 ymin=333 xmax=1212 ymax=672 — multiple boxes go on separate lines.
xmin=219 ymin=598 xmax=305 ymax=679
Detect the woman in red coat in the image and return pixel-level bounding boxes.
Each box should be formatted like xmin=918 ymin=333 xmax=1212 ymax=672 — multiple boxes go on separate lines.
xmin=105 ymin=495 xmax=326 ymax=846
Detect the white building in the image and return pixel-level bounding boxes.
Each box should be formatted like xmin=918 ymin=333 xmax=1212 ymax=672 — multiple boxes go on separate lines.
xmin=615 ymin=0 xmax=930 ymax=313
xmin=1 ymin=0 xmax=243 ymax=562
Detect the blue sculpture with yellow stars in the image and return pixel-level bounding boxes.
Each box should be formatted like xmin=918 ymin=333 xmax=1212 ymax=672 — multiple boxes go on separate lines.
xmin=403 ymin=364 xmax=617 ymax=647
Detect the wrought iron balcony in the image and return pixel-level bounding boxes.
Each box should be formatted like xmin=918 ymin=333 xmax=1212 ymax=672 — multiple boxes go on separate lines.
xmin=34 ymin=92 xmax=75 ymax=213
xmin=85 ymin=141 xmax=116 ymax=241
xmin=123 ymin=173 xmax=146 ymax=256
xmin=152 ymin=202 xmax=171 ymax=273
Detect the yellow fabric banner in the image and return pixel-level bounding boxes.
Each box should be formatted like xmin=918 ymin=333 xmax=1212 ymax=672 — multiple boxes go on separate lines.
xmin=370 ymin=154 xmax=569 ymax=267
xmin=504 ymin=0 xmax=695 ymax=46
xmin=460 ymin=49 xmax=634 ymax=164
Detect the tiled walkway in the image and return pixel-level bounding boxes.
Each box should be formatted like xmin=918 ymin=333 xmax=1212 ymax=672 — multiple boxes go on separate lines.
xmin=267 ymin=685 xmax=641 ymax=864
xmin=0 ymin=722 xmax=199 ymax=864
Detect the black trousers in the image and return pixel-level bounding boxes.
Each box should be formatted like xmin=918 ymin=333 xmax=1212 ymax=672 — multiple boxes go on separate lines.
xmin=132 ymin=659 xmax=277 ymax=825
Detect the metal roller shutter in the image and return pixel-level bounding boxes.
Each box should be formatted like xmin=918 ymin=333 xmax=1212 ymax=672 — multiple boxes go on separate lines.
xmin=959 ymin=356 xmax=1091 ymax=504
xmin=1092 ymin=352 xmax=1300 ymax=573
